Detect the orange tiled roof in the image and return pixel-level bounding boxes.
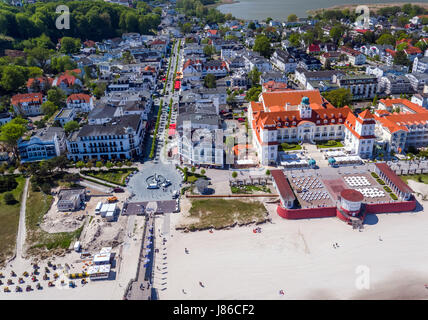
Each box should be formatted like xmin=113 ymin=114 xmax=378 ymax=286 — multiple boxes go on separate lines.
xmin=11 ymin=93 xmax=43 ymax=105
xmin=261 ymin=90 xmax=335 ymax=109
xmin=26 ymin=76 xmax=53 ymax=88
xmin=67 ymin=93 xmax=91 ymax=103
xmin=344 ymin=112 xmax=376 ymax=140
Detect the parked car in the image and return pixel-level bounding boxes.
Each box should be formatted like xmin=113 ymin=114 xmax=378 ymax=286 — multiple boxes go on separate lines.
xmin=113 ymin=187 xmax=124 ymax=193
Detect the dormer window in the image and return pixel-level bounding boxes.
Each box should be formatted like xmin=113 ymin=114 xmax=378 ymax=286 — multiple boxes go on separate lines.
xmin=324 ymin=119 xmax=328 ymax=124
xmin=331 ymin=119 xmax=335 ymax=123
xmin=292 ymin=121 xmax=296 ymax=125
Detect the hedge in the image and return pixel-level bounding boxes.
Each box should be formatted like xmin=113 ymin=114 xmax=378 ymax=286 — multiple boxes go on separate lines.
xmin=376 ymin=178 xmax=385 ymax=185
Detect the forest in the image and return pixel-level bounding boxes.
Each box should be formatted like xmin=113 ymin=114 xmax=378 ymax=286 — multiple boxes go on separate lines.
xmin=0 ymin=0 xmax=162 ymax=47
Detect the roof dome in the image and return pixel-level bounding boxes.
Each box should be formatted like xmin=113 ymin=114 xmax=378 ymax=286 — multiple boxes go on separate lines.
xmin=301 ymin=96 xmax=310 ymax=105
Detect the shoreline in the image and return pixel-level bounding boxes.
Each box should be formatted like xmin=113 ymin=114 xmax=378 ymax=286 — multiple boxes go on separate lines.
xmin=308 ymin=2 xmax=428 ymax=15
xmin=216 ymin=0 xmax=426 ymax=21
xmin=208 ymin=0 xmax=240 ymax=9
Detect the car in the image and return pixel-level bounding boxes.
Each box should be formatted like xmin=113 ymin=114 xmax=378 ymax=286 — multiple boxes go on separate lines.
xmin=113 ymin=187 xmax=124 ymax=193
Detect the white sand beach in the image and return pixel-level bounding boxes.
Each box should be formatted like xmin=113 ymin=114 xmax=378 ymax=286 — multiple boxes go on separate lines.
xmin=160 ymin=195 xmax=428 ymax=300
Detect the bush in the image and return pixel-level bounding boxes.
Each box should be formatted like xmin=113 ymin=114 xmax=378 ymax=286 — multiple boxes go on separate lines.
xmin=232 ymin=171 xmax=238 ymax=178
xmin=0 ymin=175 xmax=18 ymax=193
xmin=326 ymin=140 xmax=336 ymax=146
xmin=3 ymin=192 xmax=16 ymax=205
xmin=376 ymin=178 xmax=385 ymax=185
xmin=390 ymin=193 xmax=398 ymax=200
xmin=40 ymin=183 xmax=52 ymax=194
xmin=201 ymin=169 xmax=206 ymax=175
xmin=371 ymin=172 xmax=379 ymax=179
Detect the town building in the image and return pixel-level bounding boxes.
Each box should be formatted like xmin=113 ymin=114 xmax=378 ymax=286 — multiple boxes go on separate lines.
xmin=66 ymin=94 xmax=95 ymax=113
xmin=249 ymin=90 xmax=353 ymax=165
xmin=11 ymin=93 xmax=46 ymax=117
xmin=343 ymin=110 xmax=376 ymax=159
xmin=374 ymin=98 xmax=428 ymax=153
xmin=66 ymin=114 xmax=146 ymax=161
xmin=340 ymin=46 xmax=367 ymax=65
xmin=18 ymin=127 xmax=66 ymax=163
xmin=379 ymin=74 xmax=413 ymax=95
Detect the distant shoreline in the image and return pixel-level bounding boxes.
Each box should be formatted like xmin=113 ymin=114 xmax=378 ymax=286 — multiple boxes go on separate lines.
xmin=308 ymin=2 xmax=428 ymax=15
xmin=211 ymin=0 xmax=240 ymax=8
xmin=209 ymin=0 xmax=240 ymax=9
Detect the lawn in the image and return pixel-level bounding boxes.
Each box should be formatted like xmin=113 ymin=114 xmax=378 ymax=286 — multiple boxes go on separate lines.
xmin=400 ymin=174 xmax=428 ymax=185
xmin=316 ymin=140 xmax=344 ymax=149
xmin=0 ymin=175 xmax=26 ymax=265
xmin=26 ymin=189 xmax=83 ymax=252
xmin=278 ymin=143 xmax=302 ymax=152
xmin=184 ymin=199 xmax=267 ymax=230
xmin=83 ymin=168 xmax=135 ymax=186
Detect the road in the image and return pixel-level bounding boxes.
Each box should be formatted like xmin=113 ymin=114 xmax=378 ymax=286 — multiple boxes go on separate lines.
xmin=125 ymin=39 xmax=182 ymax=300
xmin=153 ymin=38 xmax=182 ymax=165
xmin=15 ymin=177 xmax=29 ymax=261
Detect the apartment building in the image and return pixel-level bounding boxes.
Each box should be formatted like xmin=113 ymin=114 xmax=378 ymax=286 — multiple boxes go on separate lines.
xmin=66 ymin=114 xmax=146 ymax=161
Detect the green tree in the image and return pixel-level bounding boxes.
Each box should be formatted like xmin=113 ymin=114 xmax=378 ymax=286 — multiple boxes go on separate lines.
xmin=25 ymin=47 xmax=55 ymax=71
xmin=0 ymin=120 xmax=27 ymax=158
xmin=393 ymin=50 xmax=411 ymax=67
xmin=47 ymin=87 xmax=66 ymax=108
xmin=322 ymin=88 xmax=352 ymax=108
xmin=203 ymin=45 xmax=215 ymax=58
xmin=96 ymin=161 xmax=103 ymax=168
xmin=329 ymin=26 xmax=344 ymax=44
xmin=0 ymin=65 xmax=26 ymax=92
xmin=64 ymin=120 xmax=80 ymax=134
xmin=265 ymin=169 xmax=270 ymax=176
xmin=121 ymin=50 xmax=134 ymax=64
xmin=248 ymin=67 xmax=261 ymax=86
xmin=3 ymin=192 xmax=15 ymax=205
xmin=287 ymin=14 xmax=298 ymax=22
xmin=60 ymin=37 xmax=81 ymax=54
xmin=372 ymin=94 xmax=378 ymax=106
xmin=232 ymin=171 xmax=238 ymax=178
xmin=180 ymin=22 xmax=192 ymax=34
xmin=93 ymin=82 xmax=106 ymax=99
xmin=253 ymin=34 xmax=272 ymax=58
xmin=76 ymin=161 xmax=85 ymax=169
xmin=204 ymin=74 xmax=216 ymax=88
xmin=288 ymin=33 xmax=300 ymax=47
xmin=376 ymin=33 xmax=395 ymax=46
xmin=41 ymin=101 xmax=57 ymax=117
xmin=246 ymin=86 xmax=262 ymax=102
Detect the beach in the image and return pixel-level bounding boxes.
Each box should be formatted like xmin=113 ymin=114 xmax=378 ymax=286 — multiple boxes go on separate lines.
xmin=160 ymin=193 xmax=428 ymax=300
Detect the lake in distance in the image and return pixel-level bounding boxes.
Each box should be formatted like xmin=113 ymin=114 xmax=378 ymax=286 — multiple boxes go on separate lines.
xmin=217 ymin=0 xmax=428 ymax=20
